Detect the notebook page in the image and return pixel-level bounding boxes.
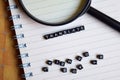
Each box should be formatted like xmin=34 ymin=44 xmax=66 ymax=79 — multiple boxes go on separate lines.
xmin=8 ymin=0 xmax=120 ymax=80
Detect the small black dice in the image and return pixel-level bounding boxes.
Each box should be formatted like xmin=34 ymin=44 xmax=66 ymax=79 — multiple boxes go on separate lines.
xmin=46 ymin=60 xmax=53 ymax=66
xmin=65 ymin=59 xmax=72 ymax=64
xmin=90 ymin=60 xmax=97 ymax=65
xmin=60 ymin=61 xmax=65 ymax=66
xmin=70 ymin=28 xmax=76 ymax=33
xmin=58 ymin=31 xmax=64 ymax=36
xmin=75 ymin=27 xmax=81 ymax=31
xmin=80 ymin=26 xmax=85 ymax=30
xmin=63 ymin=30 xmax=68 ymax=35
xmin=42 ymin=67 xmax=48 ymax=72
xmin=96 ymin=54 xmax=104 ymax=59
xmin=54 ymin=33 xmax=59 ymax=37
xmin=76 ymin=64 xmax=83 ymax=70
xmin=82 ymin=52 xmax=89 ymax=57
xmin=60 ymin=68 xmax=67 ymax=73
xmin=70 ymin=68 xmax=77 ymax=74
xmin=43 ymin=34 xmax=50 ymax=39
xmin=49 ymin=34 xmax=54 ymax=38
xmin=53 ymin=59 xmax=60 ymax=65
xmin=75 ymin=56 xmax=82 ymax=61
xmin=66 ymin=29 xmax=71 ymax=34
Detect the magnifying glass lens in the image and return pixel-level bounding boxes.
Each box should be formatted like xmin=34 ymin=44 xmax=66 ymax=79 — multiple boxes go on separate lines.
xmin=20 ymin=0 xmax=90 ymax=26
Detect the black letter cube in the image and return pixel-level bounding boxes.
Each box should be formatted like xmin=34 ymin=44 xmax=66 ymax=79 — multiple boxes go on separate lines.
xmin=46 ymin=60 xmax=52 ymax=65
xmin=60 ymin=61 xmax=65 ymax=66
xmin=76 ymin=64 xmax=83 ymax=70
xmin=82 ymin=52 xmax=89 ymax=57
xmin=53 ymin=59 xmax=60 ymax=65
xmin=75 ymin=56 xmax=82 ymax=61
xmin=90 ymin=60 xmax=97 ymax=65
xmin=97 ymin=54 xmax=104 ymax=59
xmin=65 ymin=59 xmax=72 ymax=64
xmin=42 ymin=67 xmax=48 ymax=72
xmin=70 ymin=69 xmax=77 ymax=74
xmin=60 ymin=68 xmax=67 ymax=73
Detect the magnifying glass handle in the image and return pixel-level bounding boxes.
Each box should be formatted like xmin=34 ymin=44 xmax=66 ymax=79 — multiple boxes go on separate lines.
xmin=87 ymin=6 xmax=120 ymax=32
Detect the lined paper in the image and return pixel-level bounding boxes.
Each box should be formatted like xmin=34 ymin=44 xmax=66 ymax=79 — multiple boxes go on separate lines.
xmin=8 ymin=0 xmax=120 ymax=80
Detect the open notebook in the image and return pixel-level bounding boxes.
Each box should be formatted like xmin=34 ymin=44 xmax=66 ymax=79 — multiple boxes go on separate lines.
xmin=8 ymin=0 xmax=120 ymax=80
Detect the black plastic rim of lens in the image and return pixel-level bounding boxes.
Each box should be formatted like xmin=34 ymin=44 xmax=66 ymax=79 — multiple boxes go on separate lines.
xmin=19 ymin=0 xmax=91 ymax=26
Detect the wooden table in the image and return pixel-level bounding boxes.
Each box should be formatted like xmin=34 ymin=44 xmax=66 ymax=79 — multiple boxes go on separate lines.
xmin=0 ymin=0 xmax=24 ymax=80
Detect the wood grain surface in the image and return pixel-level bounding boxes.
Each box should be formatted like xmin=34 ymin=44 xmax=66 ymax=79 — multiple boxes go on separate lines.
xmin=0 ymin=0 xmax=24 ymax=80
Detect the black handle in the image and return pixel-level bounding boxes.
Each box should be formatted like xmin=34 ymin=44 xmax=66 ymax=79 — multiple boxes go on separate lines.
xmin=87 ymin=6 xmax=120 ymax=32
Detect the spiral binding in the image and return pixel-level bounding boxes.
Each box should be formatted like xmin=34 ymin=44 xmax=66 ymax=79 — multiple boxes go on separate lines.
xmin=11 ymin=24 xmax=22 ymax=30
xmin=13 ymin=34 xmax=24 ymax=39
xmin=18 ymin=53 xmax=29 ymax=59
xmin=7 ymin=3 xmax=33 ymax=78
xmin=9 ymin=14 xmax=20 ymax=20
xmin=22 ymin=72 xmax=33 ymax=78
xmin=19 ymin=63 xmax=31 ymax=68
xmin=7 ymin=5 xmax=18 ymax=10
xmin=16 ymin=43 xmax=27 ymax=49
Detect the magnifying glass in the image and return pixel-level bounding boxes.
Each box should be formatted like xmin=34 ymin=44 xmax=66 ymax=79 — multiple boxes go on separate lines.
xmin=19 ymin=0 xmax=120 ymax=32
xmin=19 ymin=0 xmax=91 ymax=26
